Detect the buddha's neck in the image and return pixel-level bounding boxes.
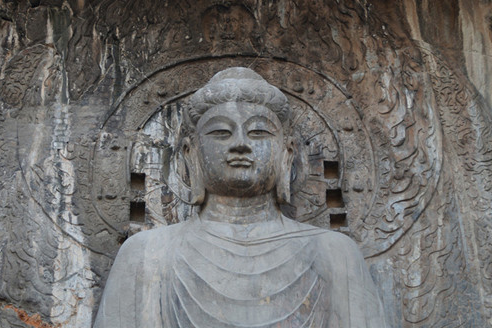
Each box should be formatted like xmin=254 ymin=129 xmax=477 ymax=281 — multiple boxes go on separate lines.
xmin=199 ymin=193 xmax=282 ymax=224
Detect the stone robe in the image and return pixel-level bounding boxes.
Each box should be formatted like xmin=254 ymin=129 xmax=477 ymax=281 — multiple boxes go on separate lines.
xmin=94 ymin=217 xmax=387 ymax=327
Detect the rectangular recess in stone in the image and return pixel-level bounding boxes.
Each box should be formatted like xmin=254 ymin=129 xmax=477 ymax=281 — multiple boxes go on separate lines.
xmin=330 ymin=213 xmax=347 ymax=229
xmin=130 ymin=201 xmax=146 ymax=222
xmin=326 ymin=189 xmax=344 ymax=208
xmin=323 ymin=161 xmax=339 ymax=179
xmin=131 ymin=172 xmax=146 ymax=191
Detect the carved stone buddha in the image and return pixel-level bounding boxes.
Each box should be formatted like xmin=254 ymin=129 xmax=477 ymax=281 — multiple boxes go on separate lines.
xmin=94 ymin=67 xmax=387 ymax=327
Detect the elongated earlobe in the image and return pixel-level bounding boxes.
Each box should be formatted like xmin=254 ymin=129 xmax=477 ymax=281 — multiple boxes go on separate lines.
xmin=182 ymin=138 xmax=205 ymax=205
xmin=276 ymin=137 xmax=294 ymax=204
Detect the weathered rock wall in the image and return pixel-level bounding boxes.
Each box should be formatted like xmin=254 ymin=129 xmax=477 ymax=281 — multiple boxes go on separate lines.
xmin=0 ymin=0 xmax=491 ymax=327
xmin=401 ymin=0 xmax=492 ymax=112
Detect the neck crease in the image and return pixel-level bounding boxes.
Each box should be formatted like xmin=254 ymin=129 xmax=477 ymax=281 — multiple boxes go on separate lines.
xmin=199 ymin=192 xmax=281 ymax=224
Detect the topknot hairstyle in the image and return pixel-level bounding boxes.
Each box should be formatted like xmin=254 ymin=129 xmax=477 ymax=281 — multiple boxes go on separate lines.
xmin=188 ymin=67 xmax=290 ymax=127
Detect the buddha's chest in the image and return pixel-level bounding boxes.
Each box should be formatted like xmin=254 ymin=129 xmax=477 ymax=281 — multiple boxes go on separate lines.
xmin=163 ymin=230 xmax=330 ymax=328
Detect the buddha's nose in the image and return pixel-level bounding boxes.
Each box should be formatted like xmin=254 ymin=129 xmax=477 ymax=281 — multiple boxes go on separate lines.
xmin=230 ymin=133 xmax=252 ymax=154
xmin=230 ymin=143 xmax=252 ymax=154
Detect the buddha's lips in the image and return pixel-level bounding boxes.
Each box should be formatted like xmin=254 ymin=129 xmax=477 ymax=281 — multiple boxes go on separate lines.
xmin=227 ymin=156 xmax=253 ymax=167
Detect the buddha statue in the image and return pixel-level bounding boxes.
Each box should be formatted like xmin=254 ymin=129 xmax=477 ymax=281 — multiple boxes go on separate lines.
xmin=94 ymin=67 xmax=387 ymax=328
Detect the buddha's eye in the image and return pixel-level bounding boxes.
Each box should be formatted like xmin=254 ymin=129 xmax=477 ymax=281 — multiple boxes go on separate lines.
xmin=248 ymin=129 xmax=273 ymax=138
xmin=206 ymin=129 xmax=232 ymax=138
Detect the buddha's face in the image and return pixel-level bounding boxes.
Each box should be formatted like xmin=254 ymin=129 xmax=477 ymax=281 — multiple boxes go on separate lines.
xmin=195 ymin=102 xmax=285 ymax=198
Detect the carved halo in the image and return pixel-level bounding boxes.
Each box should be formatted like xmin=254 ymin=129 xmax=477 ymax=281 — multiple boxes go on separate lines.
xmin=90 ymin=56 xmax=442 ymax=257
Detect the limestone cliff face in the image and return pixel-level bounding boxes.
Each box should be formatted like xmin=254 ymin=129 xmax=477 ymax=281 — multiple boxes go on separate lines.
xmin=402 ymin=0 xmax=492 ymax=112
xmin=0 ymin=1 xmax=491 ymax=327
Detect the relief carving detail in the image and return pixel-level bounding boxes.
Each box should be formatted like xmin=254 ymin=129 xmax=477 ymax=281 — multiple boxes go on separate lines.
xmin=94 ymin=67 xmax=388 ymax=328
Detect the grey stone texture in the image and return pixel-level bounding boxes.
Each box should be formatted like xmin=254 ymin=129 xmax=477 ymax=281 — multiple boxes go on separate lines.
xmin=0 ymin=0 xmax=491 ymax=327
xmin=94 ymin=67 xmax=387 ymax=327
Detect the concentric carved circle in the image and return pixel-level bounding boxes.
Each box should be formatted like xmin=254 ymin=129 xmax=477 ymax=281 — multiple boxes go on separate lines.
xmin=89 ymin=56 xmax=442 ymax=257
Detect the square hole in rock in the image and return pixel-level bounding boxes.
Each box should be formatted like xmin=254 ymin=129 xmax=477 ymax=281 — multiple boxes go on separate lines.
xmin=330 ymin=213 xmax=347 ymax=229
xmin=130 ymin=201 xmax=145 ymax=222
xmin=323 ymin=161 xmax=339 ymax=179
xmin=131 ymin=172 xmax=146 ymax=191
xmin=326 ymin=189 xmax=344 ymax=208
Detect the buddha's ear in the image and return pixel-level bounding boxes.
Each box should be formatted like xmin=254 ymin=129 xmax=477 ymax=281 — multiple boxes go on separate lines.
xmin=182 ymin=137 xmax=205 ymax=205
xmin=276 ymin=137 xmax=294 ymax=204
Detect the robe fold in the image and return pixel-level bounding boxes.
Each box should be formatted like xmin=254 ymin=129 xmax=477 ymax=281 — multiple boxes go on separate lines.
xmin=94 ymin=218 xmax=387 ymax=328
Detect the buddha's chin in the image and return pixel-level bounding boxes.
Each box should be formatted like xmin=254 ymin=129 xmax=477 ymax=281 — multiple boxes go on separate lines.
xmin=227 ymin=176 xmax=256 ymax=191
xmin=224 ymin=178 xmax=275 ymax=197
xmin=203 ymin=167 xmax=275 ymax=196
xmin=207 ymin=178 xmax=267 ymax=198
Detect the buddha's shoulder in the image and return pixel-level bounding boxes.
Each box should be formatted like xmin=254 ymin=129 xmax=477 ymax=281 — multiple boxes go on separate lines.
xmin=314 ymin=227 xmax=359 ymax=252
xmin=283 ymin=218 xmax=356 ymax=245
xmin=116 ymin=221 xmax=189 ymax=259
xmin=283 ymin=218 xmax=363 ymax=261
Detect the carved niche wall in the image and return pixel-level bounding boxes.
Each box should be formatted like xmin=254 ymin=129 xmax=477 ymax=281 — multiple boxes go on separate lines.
xmin=1 ymin=1 xmax=492 ymax=327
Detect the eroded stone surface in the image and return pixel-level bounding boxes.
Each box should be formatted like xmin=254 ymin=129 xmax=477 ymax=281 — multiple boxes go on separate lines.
xmin=94 ymin=67 xmax=387 ymax=327
xmin=0 ymin=1 xmax=491 ymax=327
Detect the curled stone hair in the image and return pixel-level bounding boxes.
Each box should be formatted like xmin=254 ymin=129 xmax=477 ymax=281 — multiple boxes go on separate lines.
xmin=188 ymin=67 xmax=291 ymax=128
